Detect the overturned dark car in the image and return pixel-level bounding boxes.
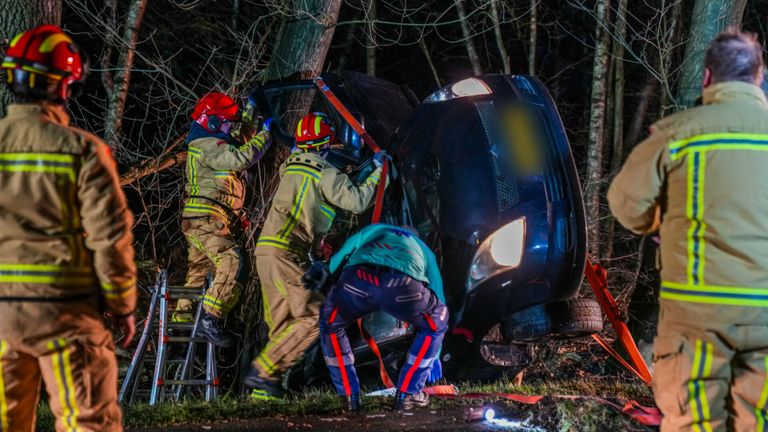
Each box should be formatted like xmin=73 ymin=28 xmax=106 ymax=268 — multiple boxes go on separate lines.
xmin=249 ymin=71 xmax=602 ymax=384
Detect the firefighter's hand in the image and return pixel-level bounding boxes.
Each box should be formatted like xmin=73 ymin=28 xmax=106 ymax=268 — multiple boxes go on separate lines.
xmin=114 ymin=314 xmax=136 ymax=348
xmin=373 ymin=150 xmax=388 ymax=168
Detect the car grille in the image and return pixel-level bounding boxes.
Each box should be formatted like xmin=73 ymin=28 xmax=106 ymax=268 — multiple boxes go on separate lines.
xmin=476 ymin=101 xmax=519 ymax=212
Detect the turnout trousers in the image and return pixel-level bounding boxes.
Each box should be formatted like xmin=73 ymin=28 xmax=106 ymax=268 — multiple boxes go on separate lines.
xmin=0 ymin=300 xmax=122 ymax=432
xmin=653 ymin=301 xmax=768 ymax=432
xmin=175 ymin=217 xmax=247 ymax=320
xmin=251 ymin=251 xmax=323 ymax=379
xmin=319 ymin=265 xmax=448 ymax=397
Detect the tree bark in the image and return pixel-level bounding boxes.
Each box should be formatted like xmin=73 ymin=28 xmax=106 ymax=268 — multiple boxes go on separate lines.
xmin=610 ymin=0 xmax=628 ymax=174
xmin=366 ymin=0 xmax=377 ymax=76
xmin=604 ymin=0 xmax=628 ymax=260
xmin=676 ymin=0 xmax=747 ymax=109
xmin=262 ymin=0 xmax=342 ymax=81
xmin=0 ymin=0 xmax=62 ymax=116
xmin=624 ymin=77 xmax=658 ymax=155
xmin=455 ymin=0 xmax=482 ymax=76
xmin=528 ymin=0 xmax=538 ymax=75
xmin=585 ymin=0 xmax=611 ymax=257
xmin=103 ymin=0 xmax=148 ymax=159
xmin=490 ymin=0 xmax=510 ymax=74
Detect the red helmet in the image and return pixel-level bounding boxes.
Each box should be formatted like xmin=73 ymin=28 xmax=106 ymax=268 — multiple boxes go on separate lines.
xmin=191 ymin=92 xmax=240 ymax=132
xmin=295 ymin=112 xmax=335 ymax=150
xmin=1 ymin=25 xmax=85 ymax=102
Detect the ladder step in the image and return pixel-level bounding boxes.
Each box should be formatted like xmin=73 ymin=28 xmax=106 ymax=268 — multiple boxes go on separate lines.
xmin=160 ymin=379 xmax=219 ymax=386
xmin=167 ymin=322 xmax=197 ymax=330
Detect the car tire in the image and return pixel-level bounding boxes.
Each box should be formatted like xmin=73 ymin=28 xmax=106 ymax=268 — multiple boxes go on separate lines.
xmin=500 ymin=305 xmax=552 ymax=342
xmin=549 ymin=298 xmax=603 ymax=338
xmin=501 ymin=299 xmax=603 ymax=343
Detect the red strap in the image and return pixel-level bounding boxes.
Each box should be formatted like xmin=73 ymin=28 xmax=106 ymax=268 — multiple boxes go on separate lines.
xmin=371 ymin=160 xmax=388 ymax=223
xmin=314 ymin=78 xmax=381 ymax=152
xmin=357 ymin=319 xmax=395 ymax=388
xmin=585 ymin=257 xmax=653 ymax=386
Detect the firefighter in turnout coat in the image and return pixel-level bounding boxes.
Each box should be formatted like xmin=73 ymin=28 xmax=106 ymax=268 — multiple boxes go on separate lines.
xmin=173 ymin=92 xmax=272 ymax=347
xmin=609 ymin=31 xmax=768 ymax=432
xmin=245 ymin=112 xmax=386 ymax=399
xmin=0 ymin=26 xmax=136 ymax=431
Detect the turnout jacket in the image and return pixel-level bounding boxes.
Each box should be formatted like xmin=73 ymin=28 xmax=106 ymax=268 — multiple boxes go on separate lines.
xmin=608 ymin=81 xmax=768 ymax=314
xmin=329 ymin=223 xmax=445 ymax=303
xmin=182 ymin=131 xmax=271 ymax=223
xmin=256 ymin=151 xmax=383 ymax=257
xmin=0 ymin=103 xmax=136 ymax=316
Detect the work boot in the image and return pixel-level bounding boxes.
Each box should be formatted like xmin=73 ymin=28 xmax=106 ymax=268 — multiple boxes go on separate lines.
xmin=244 ymin=367 xmax=285 ymax=400
xmin=393 ymin=390 xmax=429 ymax=410
xmin=341 ymin=394 xmax=361 ymax=412
xmin=196 ymin=312 xmax=234 ymax=348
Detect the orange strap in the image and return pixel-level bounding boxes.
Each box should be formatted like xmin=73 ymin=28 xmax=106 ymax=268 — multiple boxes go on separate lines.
xmin=316 ymin=77 xmax=395 ymax=388
xmin=584 ymin=258 xmax=652 ymax=386
xmin=357 ymin=319 xmax=395 ymax=388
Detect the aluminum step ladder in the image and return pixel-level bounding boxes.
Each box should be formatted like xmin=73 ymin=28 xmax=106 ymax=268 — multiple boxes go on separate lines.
xmin=119 ymin=269 xmax=218 ymax=405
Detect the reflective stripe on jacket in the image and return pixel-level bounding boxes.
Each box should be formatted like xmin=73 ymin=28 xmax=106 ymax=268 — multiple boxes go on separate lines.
xmin=608 ymin=81 xmax=768 ymax=310
xmin=182 ymin=131 xmax=271 ymax=222
xmin=0 ymin=103 xmax=136 ymax=315
xmin=255 ymin=151 xmax=383 ymax=256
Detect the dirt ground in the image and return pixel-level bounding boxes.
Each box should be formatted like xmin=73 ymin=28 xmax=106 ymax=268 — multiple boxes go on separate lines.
xmin=127 ymin=405 xmax=544 ymax=431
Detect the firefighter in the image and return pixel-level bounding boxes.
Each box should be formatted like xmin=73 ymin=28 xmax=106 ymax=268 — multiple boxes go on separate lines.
xmin=314 ymin=224 xmax=447 ymax=411
xmin=245 ymin=112 xmax=387 ymax=399
xmin=172 ymin=92 xmax=272 ymax=347
xmin=608 ymin=31 xmax=768 ymax=432
xmin=0 ymin=26 xmax=136 ymax=431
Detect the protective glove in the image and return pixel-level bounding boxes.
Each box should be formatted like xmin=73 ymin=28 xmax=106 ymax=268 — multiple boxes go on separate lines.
xmin=262 ymin=117 xmax=274 ymax=132
xmin=302 ymin=261 xmax=331 ymax=292
xmin=373 ymin=150 xmax=388 ymax=168
xmin=426 ymin=357 xmax=443 ymax=383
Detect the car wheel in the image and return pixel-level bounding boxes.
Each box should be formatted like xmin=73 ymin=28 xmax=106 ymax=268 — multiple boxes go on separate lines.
xmin=501 ymin=299 xmax=604 ymax=343
xmin=500 ymin=304 xmax=552 ymax=342
xmin=549 ymin=298 xmax=603 ymax=338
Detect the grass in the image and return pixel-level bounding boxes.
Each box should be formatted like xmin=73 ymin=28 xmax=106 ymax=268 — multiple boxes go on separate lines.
xmin=35 ymin=377 xmax=654 ymax=431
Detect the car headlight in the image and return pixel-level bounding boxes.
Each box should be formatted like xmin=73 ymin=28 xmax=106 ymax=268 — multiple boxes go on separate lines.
xmin=467 ymin=217 xmax=526 ymax=291
xmin=424 ymin=78 xmax=492 ymax=103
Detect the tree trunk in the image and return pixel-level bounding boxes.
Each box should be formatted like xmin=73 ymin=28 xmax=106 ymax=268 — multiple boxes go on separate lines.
xmin=610 ymin=0 xmax=628 ymax=174
xmin=366 ymin=0 xmax=377 ymax=76
xmin=262 ymin=0 xmax=342 ymax=81
xmin=658 ymin=0 xmax=683 ymax=115
xmin=0 ymin=0 xmax=62 ymax=116
xmin=490 ymin=0 xmax=510 ymax=74
xmin=585 ymin=0 xmax=611 ymax=257
xmin=334 ymin=15 xmax=360 ymax=73
xmin=624 ymin=77 xmax=658 ymax=155
xmin=528 ymin=0 xmax=537 ymax=75
xmin=455 ymin=0 xmax=482 ymax=75
xmin=676 ymin=0 xmax=747 ymax=109
xmin=604 ymin=0 xmax=628 ymax=260
xmin=103 ymin=0 xmax=148 ymax=159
